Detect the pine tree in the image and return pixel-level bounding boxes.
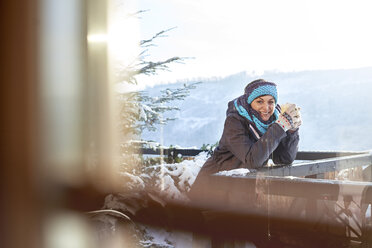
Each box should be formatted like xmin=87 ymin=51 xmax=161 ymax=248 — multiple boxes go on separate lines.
xmin=117 ymin=12 xmax=200 ymax=172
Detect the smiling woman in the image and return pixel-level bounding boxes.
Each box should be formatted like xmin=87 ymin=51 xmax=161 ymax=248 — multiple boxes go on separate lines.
xmin=189 ymin=79 xmax=302 ymax=196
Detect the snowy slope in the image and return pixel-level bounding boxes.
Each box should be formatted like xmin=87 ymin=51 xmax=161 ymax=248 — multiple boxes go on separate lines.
xmin=142 ymin=67 xmax=372 ymax=151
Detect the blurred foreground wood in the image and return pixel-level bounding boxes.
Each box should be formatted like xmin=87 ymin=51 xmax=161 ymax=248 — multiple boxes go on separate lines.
xmin=0 ymin=0 xmax=42 ymax=248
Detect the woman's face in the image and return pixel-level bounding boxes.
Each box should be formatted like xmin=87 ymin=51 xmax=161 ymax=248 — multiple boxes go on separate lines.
xmin=250 ymin=95 xmax=275 ymax=121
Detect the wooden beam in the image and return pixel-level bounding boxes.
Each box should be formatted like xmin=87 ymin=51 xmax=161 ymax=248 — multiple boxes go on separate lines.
xmin=0 ymin=0 xmax=41 ymax=247
xmin=295 ymin=150 xmax=367 ymax=160
xmin=252 ymin=153 xmax=372 ymax=177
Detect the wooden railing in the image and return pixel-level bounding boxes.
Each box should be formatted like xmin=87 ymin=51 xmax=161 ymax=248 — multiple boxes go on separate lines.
xmin=128 ymin=148 xmax=372 ymax=245
xmin=140 ymin=147 xmax=372 ymax=178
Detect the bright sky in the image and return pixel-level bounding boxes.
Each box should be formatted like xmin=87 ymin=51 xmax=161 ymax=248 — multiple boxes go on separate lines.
xmin=135 ymin=0 xmax=372 ymax=85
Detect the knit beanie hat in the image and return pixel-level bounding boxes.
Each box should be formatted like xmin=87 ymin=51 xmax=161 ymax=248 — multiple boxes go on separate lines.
xmin=244 ymin=79 xmax=278 ymax=104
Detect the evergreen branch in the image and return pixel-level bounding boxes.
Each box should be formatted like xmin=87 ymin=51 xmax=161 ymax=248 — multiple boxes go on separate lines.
xmin=137 ymin=57 xmax=184 ymax=75
xmin=125 ymin=9 xmax=150 ymax=19
xmin=140 ymin=27 xmax=177 ymax=47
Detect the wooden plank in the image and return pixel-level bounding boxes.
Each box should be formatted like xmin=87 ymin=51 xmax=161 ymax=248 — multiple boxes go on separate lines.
xmin=220 ymin=175 xmax=372 ymax=200
xmin=140 ymin=148 xmax=372 ymax=178
xmin=252 ymin=153 xmax=372 ymax=177
xmin=141 ymin=148 xmax=366 ymax=160
xmin=295 ymin=151 xmax=367 ymax=160
xmin=190 ymin=174 xmax=372 ymax=208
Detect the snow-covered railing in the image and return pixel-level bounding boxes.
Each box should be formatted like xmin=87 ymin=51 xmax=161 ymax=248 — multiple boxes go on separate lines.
xmin=115 ymin=172 xmax=372 ymax=247
xmin=253 ymin=151 xmax=372 ymax=178
xmin=104 ymin=149 xmax=372 ymax=246
xmin=140 ymin=148 xmax=372 ymax=178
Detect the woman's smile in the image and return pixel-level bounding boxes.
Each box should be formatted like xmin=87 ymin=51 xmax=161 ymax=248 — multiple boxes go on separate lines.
xmin=259 ymin=111 xmax=271 ymax=120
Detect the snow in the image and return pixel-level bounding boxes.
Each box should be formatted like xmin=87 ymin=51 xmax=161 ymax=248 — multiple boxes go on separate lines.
xmin=140 ymin=226 xmax=193 ymax=248
xmin=100 ymin=152 xmax=209 ymax=247
xmin=157 ymin=175 xmax=183 ymax=200
xmin=103 ymin=194 xmax=139 ymax=216
xmin=366 ymin=204 xmax=371 ymax=219
xmin=145 ymin=151 xmax=208 ymax=201
xmin=216 ymin=168 xmax=250 ymax=176
xmin=102 ymin=149 xmax=207 ymax=212
xmin=284 ymin=176 xmax=298 ymax=180
xmin=119 ymin=172 xmax=145 ymax=190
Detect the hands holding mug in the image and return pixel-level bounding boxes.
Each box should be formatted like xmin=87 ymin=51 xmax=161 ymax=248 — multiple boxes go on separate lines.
xmin=275 ymin=103 xmax=302 ymax=131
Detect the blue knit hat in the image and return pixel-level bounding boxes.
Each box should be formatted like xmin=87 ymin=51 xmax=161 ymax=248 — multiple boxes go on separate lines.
xmin=244 ymin=79 xmax=278 ymax=104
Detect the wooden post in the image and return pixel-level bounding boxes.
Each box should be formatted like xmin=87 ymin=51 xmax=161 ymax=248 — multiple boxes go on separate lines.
xmin=0 ymin=1 xmax=41 ymax=248
xmin=363 ymin=165 xmax=372 ymax=182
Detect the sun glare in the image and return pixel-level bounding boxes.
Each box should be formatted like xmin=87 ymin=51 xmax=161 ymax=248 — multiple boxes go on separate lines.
xmin=87 ymin=34 xmax=108 ymax=43
xmin=107 ymin=1 xmax=140 ymax=67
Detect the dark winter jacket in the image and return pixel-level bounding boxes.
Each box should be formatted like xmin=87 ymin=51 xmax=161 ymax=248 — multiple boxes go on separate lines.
xmin=195 ymin=100 xmax=299 ymax=177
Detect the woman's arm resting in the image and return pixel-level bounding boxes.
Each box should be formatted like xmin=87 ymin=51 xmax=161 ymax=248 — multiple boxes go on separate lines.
xmin=272 ymin=129 xmax=299 ymax=165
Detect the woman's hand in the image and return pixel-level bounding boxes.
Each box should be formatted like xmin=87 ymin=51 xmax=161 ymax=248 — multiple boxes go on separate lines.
xmin=275 ymin=103 xmax=302 ymax=131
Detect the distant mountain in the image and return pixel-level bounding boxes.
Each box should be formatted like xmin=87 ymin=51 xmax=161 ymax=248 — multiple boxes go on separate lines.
xmin=142 ymin=67 xmax=372 ymax=151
